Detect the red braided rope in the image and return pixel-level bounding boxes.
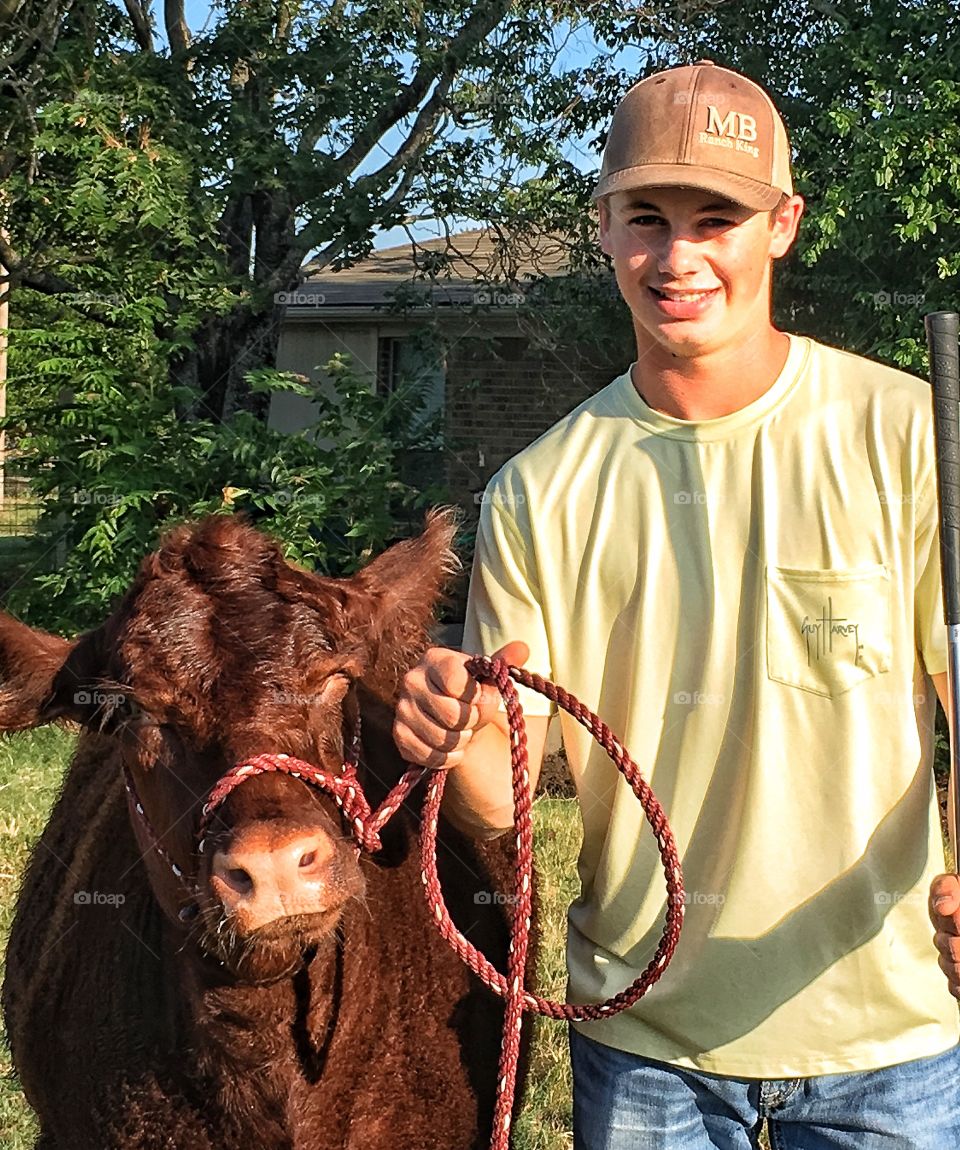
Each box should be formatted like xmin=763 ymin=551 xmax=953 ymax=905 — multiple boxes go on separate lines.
xmin=196 ymin=752 xmax=428 ymax=858
xmin=418 ymin=656 xmax=685 ymax=1147
xmin=123 ymin=657 xmax=684 ymax=1149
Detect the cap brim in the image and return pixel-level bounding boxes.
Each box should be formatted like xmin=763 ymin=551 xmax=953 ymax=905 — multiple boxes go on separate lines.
xmin=590 ymin=164 xmax=785 ymax=211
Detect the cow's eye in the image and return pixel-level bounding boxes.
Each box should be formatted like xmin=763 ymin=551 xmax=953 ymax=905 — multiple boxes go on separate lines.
xmin=94 ymin=691 xmax=143 ymax=733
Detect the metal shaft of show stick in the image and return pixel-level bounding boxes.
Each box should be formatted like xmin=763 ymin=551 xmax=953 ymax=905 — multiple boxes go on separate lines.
xmin=925 ymin=310 xmax=960 ymax=869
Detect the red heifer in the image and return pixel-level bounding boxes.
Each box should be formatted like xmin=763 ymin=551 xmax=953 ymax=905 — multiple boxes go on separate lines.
xmin=0 ymin=511 xmax=532 ymax=1150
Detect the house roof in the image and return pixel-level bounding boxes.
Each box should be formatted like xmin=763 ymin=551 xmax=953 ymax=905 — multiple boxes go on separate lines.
xmin=290 ymin=228 xmax=577 ymax=311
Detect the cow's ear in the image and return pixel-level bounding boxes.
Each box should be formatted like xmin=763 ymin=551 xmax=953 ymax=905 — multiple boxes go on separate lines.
xmin=41 ymin=626 xmax=114 ymax=726
xmin=0 ymin=611 xmax=79 ymax=730
xmin=337 ymin=508 xmax=460 ymax=679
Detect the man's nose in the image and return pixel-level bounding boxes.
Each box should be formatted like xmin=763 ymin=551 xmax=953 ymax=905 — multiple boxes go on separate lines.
xmin=656 ymin=232 xmax=702 ymax=277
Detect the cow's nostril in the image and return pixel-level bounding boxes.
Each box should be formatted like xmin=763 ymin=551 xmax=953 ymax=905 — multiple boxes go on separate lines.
xmin=299 ymin=851 xmax=316 ymax=869
xmin=227 ymin=867 xmax=253 ymax=893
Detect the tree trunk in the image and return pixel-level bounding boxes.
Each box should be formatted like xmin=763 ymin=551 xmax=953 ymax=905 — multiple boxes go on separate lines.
xmin=172 ymin=309 xmax=279 ymax=423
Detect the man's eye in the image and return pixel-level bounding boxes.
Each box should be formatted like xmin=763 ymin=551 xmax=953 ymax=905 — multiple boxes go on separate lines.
xmin=701 ymin=217 xmax=736 ymax=228
xmin=627 ymin=215 xmax=664 ymax=227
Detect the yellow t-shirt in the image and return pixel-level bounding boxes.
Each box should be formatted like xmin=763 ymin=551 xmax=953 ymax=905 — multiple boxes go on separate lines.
xmin=462 ymin=334 xmax=960 ymax=1076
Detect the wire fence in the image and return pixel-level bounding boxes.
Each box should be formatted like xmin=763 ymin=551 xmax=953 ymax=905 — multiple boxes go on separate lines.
xmin=0 ymin=471 xmax=40 ymax=538
xmin=0 ymin=461 xmax=45 ymax=600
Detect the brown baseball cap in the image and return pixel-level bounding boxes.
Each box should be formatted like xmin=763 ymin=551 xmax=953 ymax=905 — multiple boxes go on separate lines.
xmin=591 ymin=61 xmax=793 ymax=211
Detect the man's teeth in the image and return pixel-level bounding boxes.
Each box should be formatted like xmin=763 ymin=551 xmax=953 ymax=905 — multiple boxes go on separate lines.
xmin=653 ymin=287 xmax=716 ymax=302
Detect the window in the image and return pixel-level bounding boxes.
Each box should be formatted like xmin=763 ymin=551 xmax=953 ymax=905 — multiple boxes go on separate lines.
xmin=376 ymin=336 xmax=445 ymax=434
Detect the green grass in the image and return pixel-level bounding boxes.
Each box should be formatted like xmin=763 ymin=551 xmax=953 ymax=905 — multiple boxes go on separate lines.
xmin=0 ymin=727 xmax=71 ymax=1150
xmin=513 ymin=797 xmax=581 ymax=1150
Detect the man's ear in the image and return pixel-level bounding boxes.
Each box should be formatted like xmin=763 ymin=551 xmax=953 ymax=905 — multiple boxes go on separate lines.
xmin=0 ymin=611 xmax=78 ymax=730
xmin=597 ymin=196 xmax=615 ymax=257
xmin=770 ymin=193 xmax=805 ymax=260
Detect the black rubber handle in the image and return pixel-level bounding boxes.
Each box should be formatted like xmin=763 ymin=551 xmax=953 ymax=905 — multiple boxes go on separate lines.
xmin=926 ymin=311 xmax=960 ymax=625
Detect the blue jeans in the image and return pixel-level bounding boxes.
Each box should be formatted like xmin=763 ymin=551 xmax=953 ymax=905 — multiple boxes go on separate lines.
xmin=570 ymin=1026 xmax=960 ymax=1149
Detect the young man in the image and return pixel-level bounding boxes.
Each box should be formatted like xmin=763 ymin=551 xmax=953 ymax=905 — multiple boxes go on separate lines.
xmin=393 ymin=61 xmax=960 ymax=1148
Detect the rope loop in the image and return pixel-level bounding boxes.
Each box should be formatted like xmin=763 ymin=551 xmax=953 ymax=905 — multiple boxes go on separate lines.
xmin=417 ymin=656 xmax=685 ymax=1146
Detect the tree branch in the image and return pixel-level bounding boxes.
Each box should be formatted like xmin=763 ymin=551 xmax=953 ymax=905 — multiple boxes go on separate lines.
xmin=300 ymin=0 xmax=512 ymax=178
xmin=122 ymin=0 xmax=153 ymax=52
xmin=164 ymin=0 xmax=189 ymax=56
xmin=275 ymin=0 xmax=296 ymax=41
xmin=360 ymin=72 xmax=452 ymax=189
xmin=288 ymin=69 xmax=455 ymax=281
xmin=0 ymin=231 xmax=77 ymax=295
xmin=294 ymin=152 xmax=424 ymax=283
xmin=0 ymin=0 xmax=72 ymax=74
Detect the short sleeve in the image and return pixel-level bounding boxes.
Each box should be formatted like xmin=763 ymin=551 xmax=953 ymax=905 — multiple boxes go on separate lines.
xmin=461 ymin=484 xmax=557 ymax=717
xmin=915 ymin=470 xmax=948 ymax=676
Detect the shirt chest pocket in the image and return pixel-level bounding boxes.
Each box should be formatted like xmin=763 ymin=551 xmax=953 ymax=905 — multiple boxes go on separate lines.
xmin=765 ymin=563 xmax=892 ymax=697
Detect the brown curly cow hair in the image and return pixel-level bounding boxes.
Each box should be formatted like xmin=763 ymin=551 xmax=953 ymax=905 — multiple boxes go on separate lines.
xmin=0 ymin=510 xmax=534 ymax=1149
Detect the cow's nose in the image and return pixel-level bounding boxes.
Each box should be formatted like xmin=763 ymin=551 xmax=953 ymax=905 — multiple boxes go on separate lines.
xmin=210 ymin=827 xmax=340 ymax=929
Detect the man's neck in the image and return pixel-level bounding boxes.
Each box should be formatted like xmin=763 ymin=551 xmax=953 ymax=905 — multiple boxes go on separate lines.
xmin=630 ymin=325 xmax=791 ymax=421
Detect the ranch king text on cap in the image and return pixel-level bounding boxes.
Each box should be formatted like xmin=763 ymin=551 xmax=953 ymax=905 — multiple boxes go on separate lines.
xmin=592 ymin=60 xmax=793 ymax=211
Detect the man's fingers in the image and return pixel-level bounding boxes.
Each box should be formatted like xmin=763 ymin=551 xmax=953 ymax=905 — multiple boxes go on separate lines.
xmin=419 ymin=656 xmax=495 ymax=725
xmin=934 ymin=932 xmax=960 ymax=962
xmin=930 ymin=873 xmax=960 ymax=925
xmin=470 ymin=640 xmax=533 ymax=720
xmin=392 ymin=721 xmax=468 ymax=771
xmin=393 ymin=641 xmax=532 ymax=769
xmin=394 ymin=695 xmax=474 ymax=755
xmin=410 ymin=673 xmax=483 ymax=731
xmin=421 ymin=643 xmax=529 ymax=721
xmin=491 ymin=639 xmax=531 ymax=669
xmin=937 ymin=953 xmax=960 ymax=999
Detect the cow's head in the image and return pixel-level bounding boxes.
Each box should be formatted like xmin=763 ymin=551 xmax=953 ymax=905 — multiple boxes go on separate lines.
xmin=0 ymin=511 xmax=458 ymax=983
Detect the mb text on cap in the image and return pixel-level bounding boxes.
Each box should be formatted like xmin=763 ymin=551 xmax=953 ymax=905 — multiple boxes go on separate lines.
xmin=592 ymin=60 xmax=793 ymax=212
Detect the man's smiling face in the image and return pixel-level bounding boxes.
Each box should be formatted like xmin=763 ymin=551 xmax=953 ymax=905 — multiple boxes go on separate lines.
xmin=597 ymin=186 xmax=803 ymax=360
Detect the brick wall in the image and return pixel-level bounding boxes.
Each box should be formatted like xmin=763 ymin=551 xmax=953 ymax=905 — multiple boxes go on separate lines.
xmin=439 ymin=325 xmax=629 ymax=620
xmin=443 ymin=330 xmax=628 ymax=512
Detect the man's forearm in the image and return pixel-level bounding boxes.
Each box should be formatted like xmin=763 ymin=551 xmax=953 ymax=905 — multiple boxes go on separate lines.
xmin=440 ymin=714 xmax=517 ymax=839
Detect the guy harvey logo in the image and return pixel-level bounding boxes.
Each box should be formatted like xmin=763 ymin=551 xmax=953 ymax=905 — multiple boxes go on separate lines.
xmin=699 ymin=106 xmax=760 ymax=158
xmin=800 ymin=597 xmax=864 ymax=666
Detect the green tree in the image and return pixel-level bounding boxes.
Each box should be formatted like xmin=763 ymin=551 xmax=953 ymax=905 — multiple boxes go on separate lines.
xmin=0 ymin=0 xmax=684 ymax=628
xmin=0 ymin=0 xmax=675 ymax=419
xmin=670 ymin=0 xmax=960 ymax=372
